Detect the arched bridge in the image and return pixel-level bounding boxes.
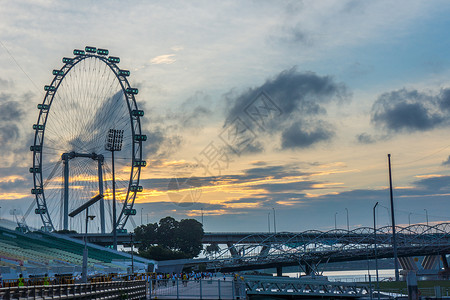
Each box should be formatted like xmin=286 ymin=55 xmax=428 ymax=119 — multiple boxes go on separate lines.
xmin=203 ymin=223 xmax=450 ymax=273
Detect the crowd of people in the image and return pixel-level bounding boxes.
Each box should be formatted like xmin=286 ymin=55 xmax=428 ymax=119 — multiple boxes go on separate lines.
xmin=0 ymin=271 xmax=243 ymax=288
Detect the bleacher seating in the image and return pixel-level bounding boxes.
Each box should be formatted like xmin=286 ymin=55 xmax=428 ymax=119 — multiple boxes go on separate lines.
xmin=0 ymin=224 xmax=155 ymax=279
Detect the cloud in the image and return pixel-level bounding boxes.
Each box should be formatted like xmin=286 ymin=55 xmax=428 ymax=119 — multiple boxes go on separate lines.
xmin=0 ymin=92 xmax=29 ymax=151
xmin=442 ymin=156 xmax=450 ymax=166
xmin=0 ymin=78 xmax=13 ymax=89
xmin=355 ymin=132 xmax=375 ymax=144
xmin=150 ymin=54 xmax=176 ymax=65
xmin=144 ymin=127 xmax=182 ymax=162
xmin=142 ymin=91 xmax=215 ymax=163
xmin=281 ymin=120 xmax=334 ymax=149
xmin=223 ymin=67 xmax=349 ymax=151
xmin=371 ymin=88 xmax=450 ymax=133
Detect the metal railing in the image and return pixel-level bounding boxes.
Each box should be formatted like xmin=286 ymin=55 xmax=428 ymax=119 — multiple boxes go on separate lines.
xmin=149 ymin=278 xmax=244 ymax=300
xmin=0 ymin=280 xmax=146 ymax=299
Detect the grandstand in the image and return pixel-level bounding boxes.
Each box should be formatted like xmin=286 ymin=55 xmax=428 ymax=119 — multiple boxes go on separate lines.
xmin=0 ymin=219 xmax=156 ymax=280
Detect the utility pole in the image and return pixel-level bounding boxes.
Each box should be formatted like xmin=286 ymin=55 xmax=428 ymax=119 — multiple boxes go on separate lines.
xmin=373 ymin=202 xmax=380 ymax=300
xmin=388 ymin=154 xmax=399 ymax=281
xmin=424 ymin=209 xmax=429 ymax=226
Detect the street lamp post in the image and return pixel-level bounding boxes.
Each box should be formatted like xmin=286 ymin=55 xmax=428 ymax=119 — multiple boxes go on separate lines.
xmin=373 ymin=202 xmax=380 ymax=300
xmin=334 ymin=212 xmax=338 ymax=230
xmin=201 ymin=208 xmax=204 ymax=226
xmin=345 ymin=208 xmax=349 ymax=232
xmin=69 ymin=194 xmax=103 ymax=283
xmin=105 ymin=129 xmax=123 ymax=251
xmin=272 ymin=208 xmax=277 ymax=234
xmin=131 ymin=233 xmax=134 ymax=275
xmin=424 ymin=209 xmax=429 ymax=226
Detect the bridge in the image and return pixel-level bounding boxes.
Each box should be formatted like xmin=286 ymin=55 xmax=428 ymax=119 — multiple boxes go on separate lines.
xmin=202 ymin=223 xmax=450 ymax=274
xmin=66 ymin=223 xmax=450 ymax=275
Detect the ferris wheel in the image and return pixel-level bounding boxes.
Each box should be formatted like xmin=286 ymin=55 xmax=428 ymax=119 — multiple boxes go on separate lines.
xmin=31 ymin=46 xmax=146 ymax=234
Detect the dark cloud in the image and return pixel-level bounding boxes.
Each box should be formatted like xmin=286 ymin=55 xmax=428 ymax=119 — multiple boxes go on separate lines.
xmin=281 ymin=120 xmax=334 ymax=149
xmin=442 ymin=156 xmax=450 ymax=166
xmin=0 ymin=93 xmax=28 ymax=149
xmin=144 ymin=127 xmax=182 ymax=161
xmin=223 ymin=67 xmax=349 ymax=152
xmin=142 ymin=91 xmax=213 ymax=162
xmin=356 ymin=132 xmax=375 ymax=144
xmin=243 ymin=164 xmax=308 ymax=180
xmin=412 ymin=175 xmax=450 ymax=193
xmin=371 ymin=88 xmax=450 ymax=133
xmin=179 ymin=92 xmax=213 ymax=129
xmin=252 ymin=181 xmax=318 ymax=194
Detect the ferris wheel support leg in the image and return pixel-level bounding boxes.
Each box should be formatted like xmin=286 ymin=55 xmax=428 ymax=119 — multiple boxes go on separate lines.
xmin=98 ymin=157 xmax=105 ymax=234
xmin=63 ymin=153 xmax=69 ymax=231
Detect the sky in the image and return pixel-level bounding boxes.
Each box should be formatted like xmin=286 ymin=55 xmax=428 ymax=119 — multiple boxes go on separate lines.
xmin=1 ymin=0 xmax=450 ymax=233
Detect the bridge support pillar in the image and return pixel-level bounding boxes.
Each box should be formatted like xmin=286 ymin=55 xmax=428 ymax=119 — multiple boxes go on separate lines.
xmin=442 ymin=254 xmax=449 ymax=271
xmin=227 ymin=242 xmax=239 ymax=258
xmin=276 ymin=266 xmax=283 ymax=277
xmin=304 ymin=264 xmax=312 ymax=276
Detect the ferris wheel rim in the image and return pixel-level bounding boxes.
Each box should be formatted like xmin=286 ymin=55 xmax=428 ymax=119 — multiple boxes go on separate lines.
xmin=31 ymin=47 xmax=146 ymax=232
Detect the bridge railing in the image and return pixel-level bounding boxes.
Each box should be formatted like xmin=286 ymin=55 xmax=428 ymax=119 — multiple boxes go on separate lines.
xmin=0 ymin=280 xmax=147 ymax=300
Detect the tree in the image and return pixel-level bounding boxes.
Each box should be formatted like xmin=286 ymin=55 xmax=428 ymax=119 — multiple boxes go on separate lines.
xmin=134 ymin=216 xmax=204 ymax=260
xmin=178 ymin=219 xmax=204 ymax=257
xmin=134 ymin=222 xmax=158 ymax=252
xmin=157 ymin=216 xmax=179 ymax=250
xmin=204 ymin=243 xmax=220 ymax=258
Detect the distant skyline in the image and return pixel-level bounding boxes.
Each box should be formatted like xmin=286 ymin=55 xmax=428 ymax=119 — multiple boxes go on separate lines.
xmin=1 ymin=1 xmax=450 ymax=232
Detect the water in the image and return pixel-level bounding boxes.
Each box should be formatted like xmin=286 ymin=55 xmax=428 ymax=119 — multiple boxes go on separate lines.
xmin=280 ymin=269 xmax=396 ymax=282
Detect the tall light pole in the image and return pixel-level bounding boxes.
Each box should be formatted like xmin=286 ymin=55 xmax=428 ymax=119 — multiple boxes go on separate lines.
xmin=268 ymin=212 xmax=271 ymax=233
xmin=345 ymin=208 xmax=349 ymax=232
xmin=388 ymin=154 xmax=399 ymax=281
xmin=373 ymin=202 xmax=380 ymax=300
xmin=201 ymin=208 xmax=204 ymax=226
xmin=105 ymin=129 xmax=123 ymax=251
xmin=409 ymin=213 xmax=412 ymax=226
xmin=334 ymin=212 xmax=338 ymax=230
xmin=424 ymin=209 xmax=429 ymax=226
xmin=272 ymin=208 xmax=277 ymax=234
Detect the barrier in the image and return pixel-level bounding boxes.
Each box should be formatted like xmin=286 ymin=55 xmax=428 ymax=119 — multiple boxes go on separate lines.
xmin=0 ymin=279 xmax=146 ymax=299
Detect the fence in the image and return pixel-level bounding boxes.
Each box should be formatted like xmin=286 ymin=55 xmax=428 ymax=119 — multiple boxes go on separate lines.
xmin=380 ymin=286 xmax=450 ymax=298
xmin=0 ymin=280 xmax=146 ymax=299
xmin=149 ymin=279 xmax=245 ymax=300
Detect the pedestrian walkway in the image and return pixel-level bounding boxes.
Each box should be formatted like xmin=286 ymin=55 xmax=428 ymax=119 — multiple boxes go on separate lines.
xmin=149 ymin=278 xmax=244 ymax=299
